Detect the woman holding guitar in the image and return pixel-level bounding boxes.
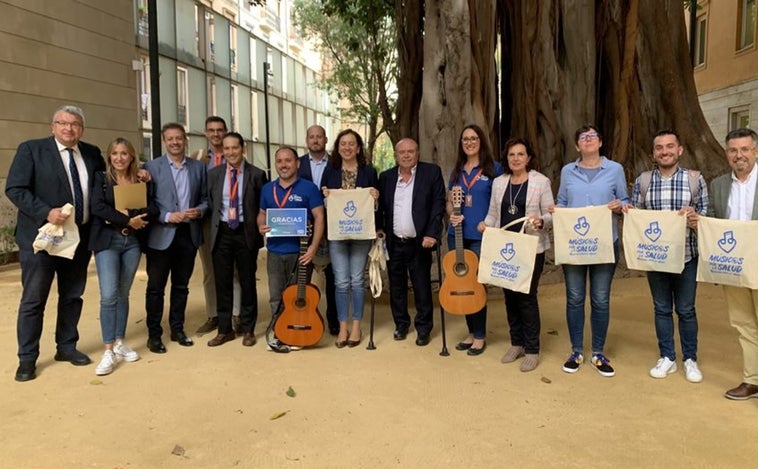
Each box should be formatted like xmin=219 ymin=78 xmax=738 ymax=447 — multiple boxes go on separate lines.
xmin=479 ymin=138 xmax=554 ymax=371
xmin=322 ymin=130 xmax=379 ymax=348
xmin=446 ymin=125 xmax=502 ymax=356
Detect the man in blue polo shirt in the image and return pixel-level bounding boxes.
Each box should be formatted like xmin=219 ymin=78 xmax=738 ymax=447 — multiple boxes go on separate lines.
xmin=257 ymin=146 xmax=325 ymax=317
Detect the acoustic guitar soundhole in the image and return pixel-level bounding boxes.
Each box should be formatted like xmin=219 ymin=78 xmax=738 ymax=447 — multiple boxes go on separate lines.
xmin=454 ymin=262 xmax=468 ymax=276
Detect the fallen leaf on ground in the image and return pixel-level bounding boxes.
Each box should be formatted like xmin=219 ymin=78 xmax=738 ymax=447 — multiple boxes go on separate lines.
xmin=286 ymin=386 xmax=296 ymax=398
xmin=270 ymin=411 xmax=289 ymax=420
xmin=171 ymin=445 xmax=185 ymax=456
xmin=541 ymin=376 xmax=552 ymax=384
xmin=546 ymin=329 xmax=558 ymax=336
xmin=90 ymin=379 xmax=103 ymax=385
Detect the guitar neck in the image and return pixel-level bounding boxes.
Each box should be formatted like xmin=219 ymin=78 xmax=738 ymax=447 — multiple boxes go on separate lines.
xmin=296 ymin=235 xmax=308 ymax=301
xmin=453 ymin=205 xmax=465 ymax=264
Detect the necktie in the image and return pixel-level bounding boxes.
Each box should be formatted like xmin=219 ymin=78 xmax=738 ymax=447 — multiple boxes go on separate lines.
xmin=67 ymin=148 xmax=84 ymax=224
xmin=228 ymin=167 xmax=239 ymax=229
xmin=213 ymin=153 xmax=222 ymax=167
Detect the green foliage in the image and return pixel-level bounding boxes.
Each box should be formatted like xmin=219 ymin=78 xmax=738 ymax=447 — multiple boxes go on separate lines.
xmin=0 ymin=224 xmax=16 ymax=264
xmin=292 ymin=0 xmax=397 ymax=156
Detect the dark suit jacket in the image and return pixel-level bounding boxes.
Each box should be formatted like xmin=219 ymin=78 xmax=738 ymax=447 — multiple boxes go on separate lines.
xmin=207 ymin=161 xmax=268 ymax=251
xmin=88 ymin=172 xmax=159 ymax=252
xmin=298 ymin=154 xmax=332 ymax=187
xmin=5 ymin=136 xmax=105 ymax=250
xmin=708 ymin=172 xmax=758 ymax=220
xmin=144 ymin=155 xmax=208 ymax=250
xmin=377 ymin=161 xmax=446 ymax=248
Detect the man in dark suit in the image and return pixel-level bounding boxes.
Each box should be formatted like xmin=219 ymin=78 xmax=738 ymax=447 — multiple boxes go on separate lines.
xmin=143 ymin=123 xmax=208 ymax=353
xmin=6 ymin=105 xmax=105 ymax=381
xmin=377 ymin=138 xmax=446 ymax=346
xmin=206 ymin=132 xmax=267 ymax=347
xmin=298 ymin=124 xmax=339 ymax=335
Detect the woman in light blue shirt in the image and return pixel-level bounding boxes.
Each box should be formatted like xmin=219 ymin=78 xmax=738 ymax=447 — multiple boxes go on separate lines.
xmin=555 ymin=124 xmax=629 ymax=378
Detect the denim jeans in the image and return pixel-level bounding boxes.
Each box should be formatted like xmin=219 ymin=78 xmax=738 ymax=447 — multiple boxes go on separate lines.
xmin=329 ymin=239 xmax=372 ymax=321
xmin=447 ymin=235 xmax=487 ymax=339
xmin=95 ymin=232 xmax=142 ymax=344
xmin=562 ymin=240 xmax=619 ymax=354
xmin=646 ymin=257 xmax=698 ymax=361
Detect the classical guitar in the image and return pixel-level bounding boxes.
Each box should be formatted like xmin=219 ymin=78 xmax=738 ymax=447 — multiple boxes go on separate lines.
xmin=439 ymin=185 xmax=487 ymax=315
xmin=275 ymin=228 xmax=325 ymax=347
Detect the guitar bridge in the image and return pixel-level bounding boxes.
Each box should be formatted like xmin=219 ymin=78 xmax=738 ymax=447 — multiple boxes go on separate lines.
xmin=450 ymin=291 xmax=475 ymax=296
xmin=286 ymin=325 xmax=314 ymax=330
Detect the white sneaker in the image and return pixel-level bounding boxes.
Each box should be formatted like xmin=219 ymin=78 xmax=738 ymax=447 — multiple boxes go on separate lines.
xmin=95 ymin=350 xmax=117 ymax=376
xmin=649 ymin=357 xmax=677 ymax=378
xmin=684 ymin=359 xmax=703 ymax=383
xmin=113 ymin=342 xmax=140 ymax=362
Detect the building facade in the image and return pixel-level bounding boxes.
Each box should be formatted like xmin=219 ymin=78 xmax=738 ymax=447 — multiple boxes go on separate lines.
xmin=135 ymin=0 xmax=339 ymax=170
xmin=688 ymin=0 xmax=757 ymax=143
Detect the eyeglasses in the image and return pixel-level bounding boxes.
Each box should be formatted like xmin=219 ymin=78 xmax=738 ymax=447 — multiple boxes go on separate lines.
xmin=461 ymin=136 xmax=479 ymax=143
xmin=726 ymin=146 xmax=756 ymax=157
xmin=578 ymin=132 xmax=599 ymax=142
xmin=54 ymin=121 xmax=83 ymax=129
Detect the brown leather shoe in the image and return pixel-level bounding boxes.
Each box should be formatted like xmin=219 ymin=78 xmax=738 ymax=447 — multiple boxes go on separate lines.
xmin=207 ymin=332 xmax=236 ymax=347
xmin=242 ymin=332 xmax=256 ymax=347
xmin=724 ymin=382 xmax=758 ymax=400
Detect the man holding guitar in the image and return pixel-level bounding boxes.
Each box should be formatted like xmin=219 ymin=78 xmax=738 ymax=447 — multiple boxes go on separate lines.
xmin=257 ymin=147 xmax=325 ymax=344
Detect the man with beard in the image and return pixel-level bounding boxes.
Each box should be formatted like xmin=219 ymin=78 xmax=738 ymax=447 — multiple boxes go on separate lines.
xmin=629 ymin=129 xmax=707 ymax=383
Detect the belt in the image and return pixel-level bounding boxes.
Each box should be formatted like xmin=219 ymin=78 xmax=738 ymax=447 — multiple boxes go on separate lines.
xmin=118 ymin=226 xmax=134 ymax=236
xmin=391 ymin=235 xmax=416 ymax=244
xmin=220 ymin=221 xmax=243 ymax=231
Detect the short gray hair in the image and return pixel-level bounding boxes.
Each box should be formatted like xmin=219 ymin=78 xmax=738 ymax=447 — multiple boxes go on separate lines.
xmin=53 ymin=105 xmax=85 ymax=126
xmin=725 ymin=128 xmax=758 ymax=146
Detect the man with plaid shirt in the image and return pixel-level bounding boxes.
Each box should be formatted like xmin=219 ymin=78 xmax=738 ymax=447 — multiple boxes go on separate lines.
xmin=630 ymin=129 xmax=708 ymax=383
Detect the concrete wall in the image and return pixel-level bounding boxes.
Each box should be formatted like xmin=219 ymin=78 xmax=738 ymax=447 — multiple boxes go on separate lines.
xmin=0 ymin=0 xmax=138 ymax=228
xmin=699 ymin=77 xmax=758 ymax=145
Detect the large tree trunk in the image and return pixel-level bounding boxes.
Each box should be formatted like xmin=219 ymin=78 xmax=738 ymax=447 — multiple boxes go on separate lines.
xmin=391 ymin=0 xmax=425 ymax=144
xmin=419 ymin=0 xmax=497 ymax=180
xmin=499 ymin=0 xmax=727 ymax=184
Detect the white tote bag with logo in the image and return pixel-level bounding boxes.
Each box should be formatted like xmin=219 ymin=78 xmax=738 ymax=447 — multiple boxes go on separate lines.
xmin=553 ymin=205 xmax=614 ymax=265
xmin=326 ymin=188 xmax=376 ymax=240
xmin=478 ymin=218 xmax=538 ymax=294
xmin=697 ymin=216 xmax=758 ymax=288
xmin=622 ymin=209 xmax=686 ymax=273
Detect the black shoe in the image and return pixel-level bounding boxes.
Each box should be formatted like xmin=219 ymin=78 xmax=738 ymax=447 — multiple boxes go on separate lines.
xmin=393 ymin=329 xmax=408 ymax=341
xmin=147 ymin=338 xmax=167 ymax=354
xmin=170 ymin=331 xmax=194 ymax=346
xmin=455 ymin=342 xmax=473 ymax=351
xmin=54 ymin=349 xmax=91 ymax=366
xmin=415 ymin=334 xmax=431 ymax=346
xmin=15 ymin=361 xmax=36 ymax=382
xmin=467 ymin=344 xmax=486 ymax=356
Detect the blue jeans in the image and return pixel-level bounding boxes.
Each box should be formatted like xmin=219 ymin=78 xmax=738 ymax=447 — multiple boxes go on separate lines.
xmin=447 ymin=235 xmax=487 ymax=339
xmin=646 ymin=257 xmax=698 ymax=361
xmin=562 ymin=241 xmax=619 ymax=354
xmin=95 ymin=232 xmax=142 ymax=344
xmin=329 ymin=239 xmax=372 ymax=321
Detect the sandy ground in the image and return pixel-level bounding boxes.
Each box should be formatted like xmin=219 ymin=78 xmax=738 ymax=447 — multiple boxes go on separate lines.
xmin=1 ymin=250 xmax=757 ymax=469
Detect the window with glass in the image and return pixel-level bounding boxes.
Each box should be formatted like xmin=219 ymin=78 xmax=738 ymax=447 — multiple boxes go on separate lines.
xmin=177 ymin=67 xmax=189 ymax=126
xmin=738 ymin=0 xmax=756 ymax=50
xmin=730 ymin=106 xmax=751 ymax=130
xmin=695 ymin=15 xmax=707 ymax=66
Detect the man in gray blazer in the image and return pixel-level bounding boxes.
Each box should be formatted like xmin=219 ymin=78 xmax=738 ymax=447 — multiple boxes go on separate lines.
xmin=699 ymin=128 xmax=758 ymax=400
xmin=143 ymin=123 xmax=208 ymax=353
xmin=206 ymin=132 xmax=267 ymax=347
xmin=6 ymin=105 xmax=105 ymax=381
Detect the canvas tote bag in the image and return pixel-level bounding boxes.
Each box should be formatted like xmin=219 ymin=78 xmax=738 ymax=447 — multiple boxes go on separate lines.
xmin=622 ymin=209 xmax=686 ymax=273
xmin=697 ymin=216 xmax=758 ymax=288
xmin=326 ymin=188 xmax=376 ymax=240
xmin=32 ymin=203 xmax=80 ymax=259
xmin=478 ymin=217 xmax=538 ymax=294
xmin=553 ymin=205 xmax=614 ymax=265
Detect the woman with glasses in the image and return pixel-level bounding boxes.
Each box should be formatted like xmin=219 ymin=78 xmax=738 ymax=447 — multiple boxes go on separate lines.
xmin=446 ymin=124 xmax=502 ymax=356
xmin=553 ymin=124 xmax=629 ymax=377
xmin=478 ymin=138 xmax=553 ymax=371
xmin=89 ymin=138 xmax=156 ymax=375
xmin=321 ymin=129 xmax=379 ymax=348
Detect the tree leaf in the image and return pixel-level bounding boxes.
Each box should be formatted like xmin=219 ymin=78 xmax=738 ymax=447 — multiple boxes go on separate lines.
xmin=286 ymin=386 xmax=296 ymax=398
xmin=270 ymin=411 xmax=289 ymax=420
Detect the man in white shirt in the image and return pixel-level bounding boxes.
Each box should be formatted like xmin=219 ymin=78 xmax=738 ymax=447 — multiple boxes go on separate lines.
xmin=698 ymin=128 xmax=758 ymax=399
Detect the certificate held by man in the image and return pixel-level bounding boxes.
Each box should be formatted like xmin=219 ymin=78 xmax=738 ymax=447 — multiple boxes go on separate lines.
xmin=266 ymin=208 xmax=308 ymax=237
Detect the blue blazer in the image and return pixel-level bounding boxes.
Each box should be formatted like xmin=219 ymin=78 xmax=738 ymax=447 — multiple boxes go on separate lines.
xmin=144 ymin=155 xmax=208 ymax=250
xmin=5 ymin=136 xmax=105 ymax=250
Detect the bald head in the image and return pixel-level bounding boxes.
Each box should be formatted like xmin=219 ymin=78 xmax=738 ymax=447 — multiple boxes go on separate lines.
xmin=306 ymin=125 xmax=327 ymax=158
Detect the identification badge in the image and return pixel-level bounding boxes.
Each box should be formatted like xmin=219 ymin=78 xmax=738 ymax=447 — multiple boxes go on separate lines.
xmin=465 ymin=195 xmax=473 ymax=207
